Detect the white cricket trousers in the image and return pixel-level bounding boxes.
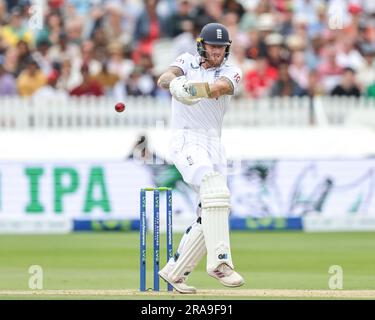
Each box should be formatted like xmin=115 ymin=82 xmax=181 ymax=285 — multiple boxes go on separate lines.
xmin=169 ymin=129 xmax=227 ymax=191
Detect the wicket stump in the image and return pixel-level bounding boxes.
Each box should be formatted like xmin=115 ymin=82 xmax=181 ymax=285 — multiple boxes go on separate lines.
xmin=140 ymin=187 xmax=173 ymax=292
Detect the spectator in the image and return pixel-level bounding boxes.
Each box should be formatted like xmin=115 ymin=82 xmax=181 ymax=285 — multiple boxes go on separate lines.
xmin=56 ymin=58 xmax=81 ymax=91
xmin=255 ymin=0 xmax=272 ymax=14
xmin=172 ymin=20 xmax=200 ymax=57
xmin=48 ymin=0 xmax=65 ymax=10
xmin=273 ymin=0 xmax=293 ymax=14
xmin=16 ymin=60 xmax=47 ymax=97
xmin=69 ymin=64 xmax=104 ymax=96
xmin=106 ymin=41 xmax=134 ymax=81
xmin=344 ymin=2 xmax=363 ymax=38
xmin=293 ymin=0 xmax=321 ymax=27
xmin=276 ymin=3 xmax=294 ymax=37
xmin=94 ymin=61 xmax=120 ymax=96
xmin=74 ymin=40 xmax=102 ymax=77
xmin=68 ymin=0 xmax=93 ymax=17
xmin=335 ymin=36 xmax=365 ymax=71
xmin=330 ymin=67 xmax=361 ymax=97
xmin=91 ymin=26 xmax=108 ymax=55
xmin=256 ymin=11 xmax=276 ymax=31
xmin=1 ymin=46 xmax=18 ymax=75
xmin=318 ymin=44 xmax=344 ymax=93
xmin=292 ymin=14 xmax=309 ymax=41
xmin=357 ymin=18 xmax=375 ymax=51
xmin=245 ymin=29 xmax=261 ymax=60
xmin=308 ymin=3 xmax=327 ymax=38
xmin=14 ymin=40 xmax=32 ymax=76
xmin=101 ymin=2 xmax=130 ymax=46
xmin=195 ymin=0 xmax=223 ymax=28
xmin=270 ymin=63 xmax=306 ymax=97
xmin=35 ymin=10 xmax=64 ymax=47
xmin=0 ymin=6 xmax=33 ymax=47
xmin=223 ymin=0 xmax=245 ymax=19
xmin=306 ymin=70 xmax=325 ymax=97
xmin=113 ymin=51 xmax=158 ymax=101
xmin=116 ymin=59 xmax=157 ymax=99
xmin=0 ymin=36 xmax=6 ymax=55
xmin=165 ymin=0 xmax=196 ymax=38
xmin=65 ymin=18 xmax=84 ymax=45
xmin=1 ymin=0 xmax=375 ymax=101
xmin=228 ymin=43 xmax=254 ymax=99
xmin=239 ymin=1 xmax=257 ymax=32
xmin=305 ymin=35 xmax=323 ymax=70
xmin=221 ymin=10 xmax=247 ymax=47
xmin=0 ymin=61 xmax=17 ymax=95
xmin=253 ymin=13 xmax=276 ymax=57
xmin=228 ymin=43 xmax=255 ymax=77
xmin=244 ymin=55 xmax=278 ymax=98
xmin=32 ymin=69 xmax=68 ymax=101
xmin=133 ymin=54 xmax=158 ymax=96
xmin=285 ymin=34 xmax=306 ymax=53
xmin=356 ymin=44 xmax=375 ymax=92
xmin=133 ymin=0 xmax=166 ymax=62
xmin=3 ymin=0 xmax=19 ymax=12
xmin=0 ymin=0 xmax=7 ymax=25
xmin=264 ymin=33 xmax=287 ymax=68
xmin=124 ymin=68 xmax=143 ymax=97
xmin=47 ymin=31 xmax=81 ymax=65
xmin=32 ymin=40 xmax=54 ymax=76
xmin=289 ymin=50 xmax=310 ymax=90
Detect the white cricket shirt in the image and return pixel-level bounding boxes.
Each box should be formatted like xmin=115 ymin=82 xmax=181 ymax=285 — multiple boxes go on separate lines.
xmin=169 ymin=53 xmax=242 ymax=137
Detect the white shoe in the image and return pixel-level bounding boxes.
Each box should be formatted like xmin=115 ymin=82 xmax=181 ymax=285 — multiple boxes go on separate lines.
xmin=208 ymin=263 xmax=245 ymax=287
xmin=159 ymin=265 xmax=197 ymax=294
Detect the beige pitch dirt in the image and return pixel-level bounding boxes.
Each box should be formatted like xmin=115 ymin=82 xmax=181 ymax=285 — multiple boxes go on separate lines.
xmin=1 ymin=289 xmax=375 ymax=299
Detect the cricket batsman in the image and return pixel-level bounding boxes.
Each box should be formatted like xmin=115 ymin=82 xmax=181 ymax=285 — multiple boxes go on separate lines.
xmin=157 ymin=23 xmax=244 ymax=293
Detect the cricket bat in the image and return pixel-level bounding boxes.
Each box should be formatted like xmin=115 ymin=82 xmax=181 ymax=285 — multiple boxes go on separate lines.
xmin=185 ymin=82 xmax=211 ymax=98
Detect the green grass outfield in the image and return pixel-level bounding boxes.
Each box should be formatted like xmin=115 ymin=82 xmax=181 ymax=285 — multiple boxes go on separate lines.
xmin=0 ymin=231 xmax=375 ymax=299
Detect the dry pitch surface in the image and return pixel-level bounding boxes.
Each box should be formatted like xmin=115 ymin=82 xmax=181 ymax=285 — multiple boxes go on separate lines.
xmin=1 ymin=289 xmax=375 ymax=299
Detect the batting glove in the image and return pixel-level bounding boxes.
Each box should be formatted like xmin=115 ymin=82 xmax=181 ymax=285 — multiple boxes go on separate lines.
xmin=169 ymin=76 xmax=202 ymax=105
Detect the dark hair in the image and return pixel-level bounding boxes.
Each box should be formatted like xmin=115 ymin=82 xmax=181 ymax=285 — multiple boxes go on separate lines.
xmin=27 ymin=59 xmax=39 ymax=68
xmin=343 ymin=67 xmax=355 ymax=74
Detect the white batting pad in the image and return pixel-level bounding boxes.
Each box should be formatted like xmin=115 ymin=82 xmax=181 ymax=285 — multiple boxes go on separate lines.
xmin=200 ymin=172 xmax=234 ymax=271
xmin=168 ymin=222 xmax=206 ymax=282
xmin=200 ymin=172 xmax=231 ymax=208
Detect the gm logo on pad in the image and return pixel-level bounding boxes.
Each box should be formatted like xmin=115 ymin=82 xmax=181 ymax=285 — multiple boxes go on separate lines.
xmin=218 ymin=253 xmax=228 ymax=260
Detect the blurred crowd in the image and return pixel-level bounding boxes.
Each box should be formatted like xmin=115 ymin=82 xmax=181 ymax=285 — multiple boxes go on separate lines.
xmin=1 ymin=0 xmax=375 ymax=101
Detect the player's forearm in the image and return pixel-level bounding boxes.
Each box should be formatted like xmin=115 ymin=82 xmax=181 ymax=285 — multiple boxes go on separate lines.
xmin=208 ymin=83 xmax=224 ymax=99
xmin=157 ymin=72 xmax=177 ymax=90
xmin=208 ymin=83 xmax=231 ymax=99
xmin=208 ymin=77 xmax=234 ymax=99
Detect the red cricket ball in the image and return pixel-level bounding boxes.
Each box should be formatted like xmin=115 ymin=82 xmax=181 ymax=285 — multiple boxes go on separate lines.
xmin=115 ymin=102 xmax=125 ymax=112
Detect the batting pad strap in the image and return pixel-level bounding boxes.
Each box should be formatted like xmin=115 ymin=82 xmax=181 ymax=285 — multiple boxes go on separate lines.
xmin=201 ymin=194 xmax=230 ymax=208
xmin=200 ymin=172 xmax=230 ymax=209
xmin=169 ymin=223 xmax=206 ymax=282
